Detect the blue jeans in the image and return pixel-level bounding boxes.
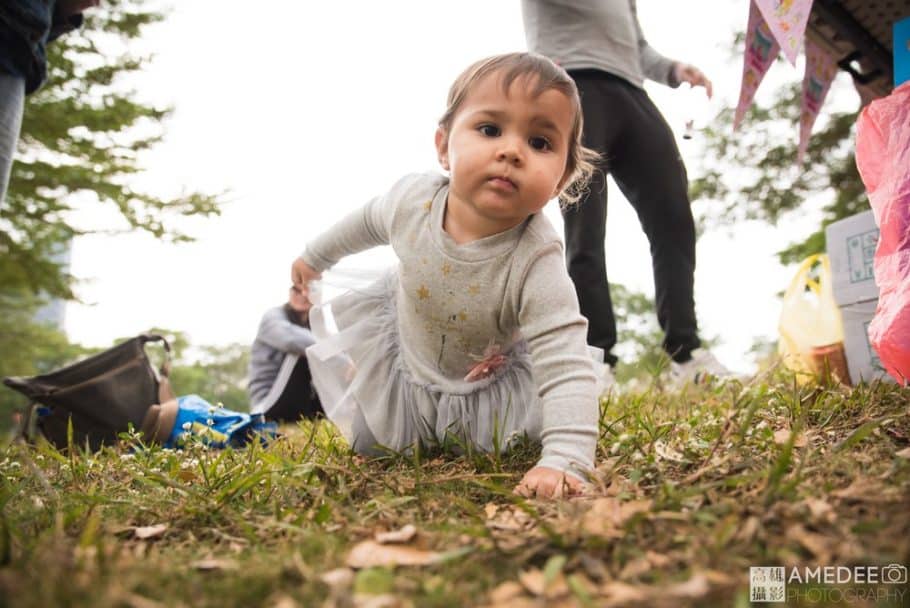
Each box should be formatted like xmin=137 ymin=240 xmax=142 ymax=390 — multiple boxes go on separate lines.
xmin=0 ymin=72 xmax=25 ymax=205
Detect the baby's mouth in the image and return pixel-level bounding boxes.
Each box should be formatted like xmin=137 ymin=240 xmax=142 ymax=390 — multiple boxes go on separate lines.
xmin=489 ymin=176 xmax=517 ymax=191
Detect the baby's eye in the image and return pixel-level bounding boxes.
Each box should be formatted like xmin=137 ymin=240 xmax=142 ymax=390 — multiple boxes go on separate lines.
xmin=529 ymin=136 xmax=552 ymax=151
xmin=478 ymin=124 xmax=500 ymax=137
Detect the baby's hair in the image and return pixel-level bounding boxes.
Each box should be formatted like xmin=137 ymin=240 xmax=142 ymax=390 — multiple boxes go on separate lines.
xmin=438 ymin=52 xmax=599 ymax=206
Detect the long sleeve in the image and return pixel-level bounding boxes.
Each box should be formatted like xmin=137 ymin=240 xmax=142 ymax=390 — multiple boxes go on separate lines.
xmin=300 ymin=176 xmax=419 ymax=272
xmin=517 ymin=244 xmax=598 ymax=477
xmin=256 ymin=307 xmax=315 ymax=356
xmin=630 ymin=0 xmax=679 ymax=87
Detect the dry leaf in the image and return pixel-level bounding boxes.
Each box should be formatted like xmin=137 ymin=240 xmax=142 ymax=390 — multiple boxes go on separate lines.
xmin=895 ymin=447 xmax=910 ymax=459
xmin=121 ymin=592 xmax=166 ymax=608
xmin=269 ymin=595 xmax=298 ymax=608
xmin=320 ymin=567 xmax=354 ymax=588
xmin=518 ymin=568 xmax=569 ymax=599
xmin=483 ymin=503 xmax=499 ymax=519
xmin=645 ymin=551 xmax=671 ymax=568
xmin=831 ymin=478 xmax=897 ymax=503
xmin=666 ymin=573 xmax=710 ymax=599
xmin=488 ymin=581 xmax=525 ymax=604
xmin=600 ymin=581 xmax=650 ymax=606
xmin=580 ymin=497 xmax=652 ymax=538
xmin=192 ymin=558 xmax=238 ymax=571
xmin=785 ymin=524 xmax=832 ymax=563
xmin=774 ymin=428 xmax=807 ymax=447
xmin=485 ymin=506 xmax=534 ymax=532
xmin=804 ymin=498 xmax=837 ymax=525
xmin=618 ymin=550 xmax=672 ymax=580
xmin=702 ymin=570 xmax=736 ymax=586
xmin=375 ymin=524 xmax=417 ymax=544
xmin=351 ymin=594 xmax=405 ymax=608
xmin=618 ymin=556 xmax=652 ymax=580
xmin=736 ymin=515 xmax=761 ymax=543
xmin=134 ymin=524 xmax=167 ymax=540
xmin=176 ymin=469 xmax=197 ymax=482
xmin=654 ymin=439 xmax=686 ymax=463
xmin=346 ymin=540 xmax=441 ymax=569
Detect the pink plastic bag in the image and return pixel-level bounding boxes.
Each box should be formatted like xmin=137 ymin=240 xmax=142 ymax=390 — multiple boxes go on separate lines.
xmin=854 ymin=81 xmax=910 ymax=385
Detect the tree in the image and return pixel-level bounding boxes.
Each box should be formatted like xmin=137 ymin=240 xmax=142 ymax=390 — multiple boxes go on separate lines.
xmin=1 ymin=0 xmax=220 ymax=301
xmin=690 ymin=59 xmax=866 ymax=265
xmin=0 ymin=1 xmax=221 ymax=396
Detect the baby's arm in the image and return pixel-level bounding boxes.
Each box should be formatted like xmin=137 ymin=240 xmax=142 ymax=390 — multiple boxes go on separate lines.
xmin=294 ymin=176 xmax=408 ymax=278
xmin=516 ymin=245 xmax=599 ymax=497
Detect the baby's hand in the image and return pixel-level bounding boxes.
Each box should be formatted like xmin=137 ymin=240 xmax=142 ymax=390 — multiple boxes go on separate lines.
xmin=291 ymin=257 xmax=321 ymax=290
xmin=514 ymin=466 xmax=586 ymax=499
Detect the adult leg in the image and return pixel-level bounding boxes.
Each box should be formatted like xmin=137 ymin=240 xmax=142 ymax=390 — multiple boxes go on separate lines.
xmin=607 ymin=85 xmax=701 ymax=362
xmin=564 ymin=71 xmax=617 ymax=365
xmin=263 ymin=356 xmax=324 ymax=423
xmin=0 ymin=73 xmax=26 ymax=205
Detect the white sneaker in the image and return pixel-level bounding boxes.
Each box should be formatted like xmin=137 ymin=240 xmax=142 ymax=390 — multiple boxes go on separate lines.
xmin=593 ymin=360 xmax=616 ymax=397
xmin=668 ymin=348 xmax=733 ymax=386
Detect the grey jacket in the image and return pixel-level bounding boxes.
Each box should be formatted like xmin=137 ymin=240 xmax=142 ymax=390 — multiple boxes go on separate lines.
xmin=247 ymin=305 xmax=315 ymax=405
xmin=521 ymin=0 xmax=680 ymax=89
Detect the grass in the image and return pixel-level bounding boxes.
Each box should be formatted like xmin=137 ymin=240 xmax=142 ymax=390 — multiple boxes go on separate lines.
xmin=1 ymin=371 xmax=908 ymax=607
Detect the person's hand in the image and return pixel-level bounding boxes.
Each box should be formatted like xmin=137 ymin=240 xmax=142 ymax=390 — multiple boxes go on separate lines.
xmin=514 ymin=466 xmax=586 ymax=499
xmin=291 ymin=257 xmax=321 ymax=290
xmin=673 ymin=62 xmax=713 ymax=99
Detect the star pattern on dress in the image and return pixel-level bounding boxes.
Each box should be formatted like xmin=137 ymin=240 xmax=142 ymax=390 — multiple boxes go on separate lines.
xmin=442 ymin=262 xmax=451 ymax=276
xmin=468 ymin=284 xmax=481 ymax=296
xmin=423 ymin=199 xmax=432 ymax=211
xmin=417 ymin=285 xmax=430 ymax=300
xmin=458 ymin=310 xmax=468 ymax=321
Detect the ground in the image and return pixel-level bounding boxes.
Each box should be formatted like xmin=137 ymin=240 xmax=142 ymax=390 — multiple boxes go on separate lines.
xmin=1 ymin=373 xmax=908 ymax=607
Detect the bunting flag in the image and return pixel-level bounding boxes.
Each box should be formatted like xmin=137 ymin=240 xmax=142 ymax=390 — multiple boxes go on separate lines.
xmin=734 ymin=1 xmax=781 ymax=130
xmin=797 ymin=38 xmax=838 ymax=164
xmin=754 ymin=0 xmax=814 ymax=65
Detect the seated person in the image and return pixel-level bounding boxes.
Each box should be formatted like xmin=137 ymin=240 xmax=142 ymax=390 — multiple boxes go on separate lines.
xmin=248 ymin=286 xmax=323 ymax=422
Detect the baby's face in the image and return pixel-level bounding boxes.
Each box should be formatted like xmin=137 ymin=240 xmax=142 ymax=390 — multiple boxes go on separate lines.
xmin=436 ymin=72 xmax=573 ymax=238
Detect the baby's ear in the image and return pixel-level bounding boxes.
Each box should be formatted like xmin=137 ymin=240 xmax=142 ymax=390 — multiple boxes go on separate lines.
xmin=434 ymin=127 xmax=450 ymax=170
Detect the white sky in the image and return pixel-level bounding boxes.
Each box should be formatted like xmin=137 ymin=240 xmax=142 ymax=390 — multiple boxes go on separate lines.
xmin=63 ymin=1 xmax=863 ymax=373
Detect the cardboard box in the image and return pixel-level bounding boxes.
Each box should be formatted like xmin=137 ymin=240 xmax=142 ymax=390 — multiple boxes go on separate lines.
xmin=825 ymin=210 xmax=879 ymax=306
xmin=839 ymin=298 xmax=893 ymax=384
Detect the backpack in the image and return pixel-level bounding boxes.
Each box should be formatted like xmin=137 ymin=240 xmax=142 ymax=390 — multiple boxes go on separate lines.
xmin=3 ymin=334 xmax=174 ymax=450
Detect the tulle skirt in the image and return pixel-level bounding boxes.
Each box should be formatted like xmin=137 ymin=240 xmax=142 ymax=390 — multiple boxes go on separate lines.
xmin=305 ymin=269 xmax=541 ymax=455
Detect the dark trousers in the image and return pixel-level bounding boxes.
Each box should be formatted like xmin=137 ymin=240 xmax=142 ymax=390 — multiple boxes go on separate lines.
xmin=565 ymin=69 xmax=701 ymax=365
xmin=264 ymin=356 xmax=324 ymax=423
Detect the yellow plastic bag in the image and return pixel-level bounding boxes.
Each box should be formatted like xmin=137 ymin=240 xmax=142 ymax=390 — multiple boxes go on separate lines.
xmin=778 ymin=254 xmax=847 ymax=382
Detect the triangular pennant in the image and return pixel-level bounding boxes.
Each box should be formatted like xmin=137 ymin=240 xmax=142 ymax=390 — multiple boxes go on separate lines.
xmin=734 ymin=1 xmax=781 ymax=130
xmin=797 ymin=38 xmax=838 ymax=164
xmin=754 ymin=0 xmax=814 ymax=65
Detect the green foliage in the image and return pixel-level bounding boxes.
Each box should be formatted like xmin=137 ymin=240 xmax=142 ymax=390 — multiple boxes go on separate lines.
xmin=169 ymin=343 xmax=251 ymax=412
xmin=1 ymin=0 xmax=220 ymax=302
xmin=0 ymin=0 xmax=222 ymax=399
xmin=0 ymin=291 xmax=96 ymax=418
xmin=690 ymin=79 xmax=867 ymax=265
xmin=610 ymin=282 xmax=666 ymax=382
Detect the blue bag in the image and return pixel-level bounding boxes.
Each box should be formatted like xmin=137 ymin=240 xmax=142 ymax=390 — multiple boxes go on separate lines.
xmin=143 ymin=395 xmax=277 ymax=449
